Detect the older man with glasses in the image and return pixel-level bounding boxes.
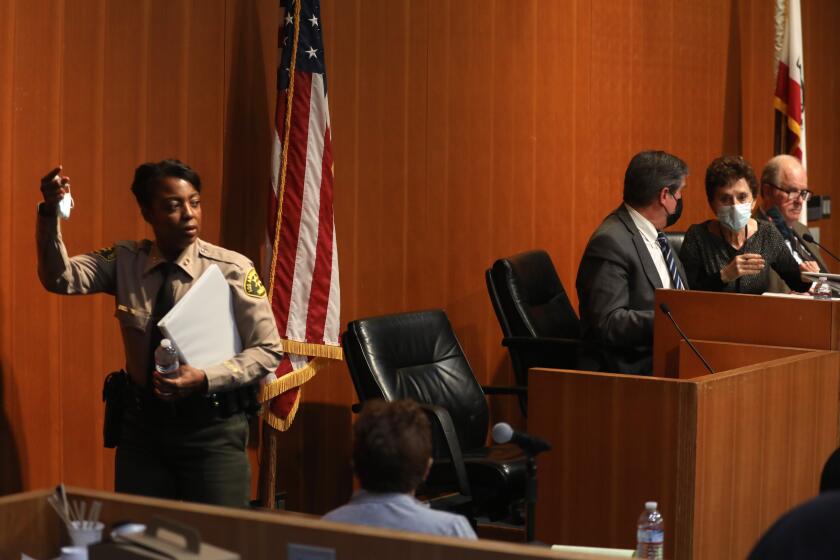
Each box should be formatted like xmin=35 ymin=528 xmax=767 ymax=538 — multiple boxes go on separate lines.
xmin=755 ymin=154 xmax=829 ymax=293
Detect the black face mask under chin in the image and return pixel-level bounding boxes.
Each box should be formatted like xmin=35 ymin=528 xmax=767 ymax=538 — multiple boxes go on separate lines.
xmin=665 ymin=196 xmax=683 ymax=227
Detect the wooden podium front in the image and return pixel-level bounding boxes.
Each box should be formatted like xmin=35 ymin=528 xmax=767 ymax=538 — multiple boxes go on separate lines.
xmin=530 ymin=290 xmax=840 ymax=559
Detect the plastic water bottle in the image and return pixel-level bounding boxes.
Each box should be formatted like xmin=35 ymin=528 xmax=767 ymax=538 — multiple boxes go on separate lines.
xmin=636 ymin=501 xmax=664 ymax=560
xmin=154 ymin=339 xmax=179 ymax=376
xmin=813 ymin=276 xmax=832 ymax=300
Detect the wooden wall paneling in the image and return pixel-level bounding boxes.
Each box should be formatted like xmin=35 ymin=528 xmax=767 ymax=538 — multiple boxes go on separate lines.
xmin=448 ymin=2 xmax=501 ymax=387
xmin=59 ymin=0 xmax=107 ymax=490
xmin=801 ymin=0 xmax=840 ymax=252
xmin=630 ymin=0 xmax=676 ymax=151
xmin=220 ymin=0 xmax=275 ymax=261
xmin=184 ymin=0 xmax=226 ymax=246
xmin=0 ymin=0 xmax=21 ymax=496
xmin=532 ymin=1 xmax=577 ymax=286
xmin=9 ymin=0 xmax=65 ymax=492
xmin=738 ymin=0 xmax=775 ymax=172
xmin=145 ymin=0 xmax=189 ymax=160
xmin=102 ymin=0 xmax=151 ymax=246
xmin=346 ymin=0 xmax=406 ymax=319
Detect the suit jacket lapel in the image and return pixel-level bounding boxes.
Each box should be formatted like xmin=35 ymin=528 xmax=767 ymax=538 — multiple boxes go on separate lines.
xmin=615 ymin=205 xmax=663 ymax=290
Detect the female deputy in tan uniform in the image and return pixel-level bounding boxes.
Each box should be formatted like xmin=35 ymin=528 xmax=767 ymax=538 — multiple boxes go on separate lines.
xmin=36 ymin=159 xmax=283 ymax=507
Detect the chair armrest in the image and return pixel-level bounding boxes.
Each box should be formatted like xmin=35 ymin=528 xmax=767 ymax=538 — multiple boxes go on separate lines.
xmin=418 ymin=403 xmax=472 ymax=498
xmin=481 ymin=385 xmax=527 ymax=396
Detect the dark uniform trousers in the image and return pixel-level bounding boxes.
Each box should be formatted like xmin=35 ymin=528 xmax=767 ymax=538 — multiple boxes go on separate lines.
xmin=115 ymin=396 xmax=250 ymax=508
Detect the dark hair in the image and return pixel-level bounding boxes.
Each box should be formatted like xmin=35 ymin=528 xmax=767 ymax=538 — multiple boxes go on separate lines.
xmin=623 ymin=151 xmax=688 ymax=207
xmin=704 ymin=155 xmax=758 ymax=203
xmin=820 ymin=447 xmax=840 ymax=493
xmin=130 ymin=159 xmax=202 ymax=208
xmin=353 ymin=399 xmax=432 ymax=494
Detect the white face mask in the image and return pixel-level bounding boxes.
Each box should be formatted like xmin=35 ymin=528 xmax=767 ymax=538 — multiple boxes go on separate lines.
xmin=716 ymin=201 xmax=752 ymax=231
xmin=58 ymin=189 xmax=74 ymax=220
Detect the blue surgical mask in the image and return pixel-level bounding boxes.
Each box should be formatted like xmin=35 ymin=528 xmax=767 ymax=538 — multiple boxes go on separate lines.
xmin=717 ymin=202 xmax=752 ymax=231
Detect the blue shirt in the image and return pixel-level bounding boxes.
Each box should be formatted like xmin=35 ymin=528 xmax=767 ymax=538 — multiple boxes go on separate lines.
xmin=323 ymin=491 xmax=477 ymax=539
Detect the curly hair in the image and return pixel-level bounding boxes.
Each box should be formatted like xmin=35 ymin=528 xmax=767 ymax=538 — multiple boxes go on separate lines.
xmin=704 ymin=155 xmax=758 ymax=202
xmin=130 ymin=159 xmax=202 ymax=208
xmin=353 ymin=399 xmax=432 ymax=494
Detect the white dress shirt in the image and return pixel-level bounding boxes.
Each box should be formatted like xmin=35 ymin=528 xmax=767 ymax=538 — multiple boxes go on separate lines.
xmin=625 ymin=203 xmax=673 ymax=289
xmin=323 ymin=491 xmax=477 ymax=539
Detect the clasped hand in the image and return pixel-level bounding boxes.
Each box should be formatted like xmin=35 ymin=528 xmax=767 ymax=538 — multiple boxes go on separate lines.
xmin=40 ymin=166 xmax=69 ymax=211
xmin=153 ymin=364 xmax=208 ymax=401
xmin=721 ymin=253 xmax=765 ymax=283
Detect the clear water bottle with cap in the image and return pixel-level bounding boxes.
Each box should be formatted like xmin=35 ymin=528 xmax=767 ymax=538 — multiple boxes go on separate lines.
xmin=813 ymin=276 xmax=832 ymax=300
xmin=636 ymin=501 xmax=664 ymax=560
xmin=154 ymin=339 xmax=179 ymax=376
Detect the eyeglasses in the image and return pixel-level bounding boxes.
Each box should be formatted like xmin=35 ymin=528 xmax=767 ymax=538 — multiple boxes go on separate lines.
xmin=766 ymin=182 xmax=812 ymax=202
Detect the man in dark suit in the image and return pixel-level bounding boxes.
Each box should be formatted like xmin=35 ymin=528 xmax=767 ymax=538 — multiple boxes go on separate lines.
xmin=756 ymin=155 xmax=828 ymax=293
xmin=576 ymin=151 xmax=689 ymax=375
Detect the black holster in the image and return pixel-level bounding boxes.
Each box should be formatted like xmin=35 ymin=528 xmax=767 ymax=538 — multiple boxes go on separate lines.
xmin=102 ymin=370 xmax=128 ymax=448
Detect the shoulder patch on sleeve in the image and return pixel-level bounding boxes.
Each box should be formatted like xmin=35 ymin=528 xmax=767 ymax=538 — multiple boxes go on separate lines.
xmin=244 ymin=268 xmax=267 ymax=298
xmin=92 ymin=246 xmax=116 ymax=262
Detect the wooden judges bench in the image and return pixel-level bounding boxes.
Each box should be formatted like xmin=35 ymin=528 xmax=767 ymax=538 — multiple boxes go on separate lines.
xmin=0 ymin=487 xmax=624 ymax=560
xmin=531 ymin=290 xmax=840 ymax=559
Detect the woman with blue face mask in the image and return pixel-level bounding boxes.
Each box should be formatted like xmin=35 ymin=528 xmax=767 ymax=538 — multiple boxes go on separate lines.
xmin=678 ymin=156 xmax=811 ymax=294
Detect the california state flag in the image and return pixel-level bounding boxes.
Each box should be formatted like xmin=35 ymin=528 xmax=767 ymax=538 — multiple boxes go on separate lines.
xmin=773 ymin=0 xmax=806 ymax=166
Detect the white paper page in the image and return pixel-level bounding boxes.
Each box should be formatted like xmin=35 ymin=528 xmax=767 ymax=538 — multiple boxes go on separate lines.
xmin=157 ymin=264 xmax=242 ymax=369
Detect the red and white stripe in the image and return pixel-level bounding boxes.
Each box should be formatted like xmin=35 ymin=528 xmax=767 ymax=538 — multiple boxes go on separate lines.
xmin=262 ymin=69 xmax=340 ymax=392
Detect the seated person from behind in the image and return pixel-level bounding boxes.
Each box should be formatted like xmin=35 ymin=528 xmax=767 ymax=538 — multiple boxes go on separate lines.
xmin=756 ymin=154 xmax=828 ymax=293
xmin=322 ymin=399 xmax=477 ymax=539
xmin=679 ymin=155 xmax=811 ymax=294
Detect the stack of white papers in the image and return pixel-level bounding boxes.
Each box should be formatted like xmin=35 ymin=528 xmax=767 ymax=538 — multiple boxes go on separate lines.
xmin=158 ymin=264 xmax=242 ymax=368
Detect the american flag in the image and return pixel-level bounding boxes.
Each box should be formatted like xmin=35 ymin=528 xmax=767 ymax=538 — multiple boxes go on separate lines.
xmin=773 ymin=0 xmax=806 ymax=165
xmin=261 ymin=0 xmax=342 ymax=431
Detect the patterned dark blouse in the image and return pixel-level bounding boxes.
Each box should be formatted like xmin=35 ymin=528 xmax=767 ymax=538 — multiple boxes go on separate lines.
xmin=679 ymin=219 xmax=811 ymax=294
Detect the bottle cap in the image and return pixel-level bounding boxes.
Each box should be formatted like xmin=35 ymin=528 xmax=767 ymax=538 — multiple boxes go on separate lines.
xmin=645 ymin=501 xmax=658 ymax=510
xmin=161 ymin=339 xmax=172 ymax=348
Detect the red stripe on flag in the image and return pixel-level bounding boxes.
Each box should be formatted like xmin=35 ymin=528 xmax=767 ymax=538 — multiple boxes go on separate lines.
xmin=269 ymin=356 xmax=298 ymax=420
xmin=305 ymin=125 xmax=335 ymax=342
xmin=774 ymin=62 xmax=790 ymax=100
xmin=271 ymin=71 xmax=314 ymax=334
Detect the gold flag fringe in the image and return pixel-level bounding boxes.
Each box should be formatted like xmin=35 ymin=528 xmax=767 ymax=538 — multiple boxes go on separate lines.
xmin=263 ymin=386 xmax=304 ymax=431
xmin=280 ymin=339 xmax=343 ymax=360
xmin=259 ymin=357 xmax=327 ymax=402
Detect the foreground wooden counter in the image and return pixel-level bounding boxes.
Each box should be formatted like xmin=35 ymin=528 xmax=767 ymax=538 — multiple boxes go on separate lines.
xmin=0 ymin=487 xmax=617 ymax=560
xmin=530 ymin=343 xmax=839 ymax=559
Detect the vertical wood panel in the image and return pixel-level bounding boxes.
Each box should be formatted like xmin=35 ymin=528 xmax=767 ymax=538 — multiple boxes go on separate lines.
xmin=10 ymin=0 xmax=65 ymax=491
xmin=59 ymin=0 xmax=107 ymax=490
xmin=0 ymin=0 xmax=21 ymax=495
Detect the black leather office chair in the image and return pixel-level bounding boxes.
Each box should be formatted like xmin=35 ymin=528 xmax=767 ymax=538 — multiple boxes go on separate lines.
xmin=665 ymin=231 xmax=686 ymax=256
xmin=486 ymin=250 xmax=610 ymax=414
xmin=342 ymin=309 xmax=526 ymax=521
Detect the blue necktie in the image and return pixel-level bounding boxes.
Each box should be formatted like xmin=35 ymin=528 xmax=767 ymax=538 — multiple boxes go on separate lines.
xmin=656 ymin=233 xmax=685 ymax=290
